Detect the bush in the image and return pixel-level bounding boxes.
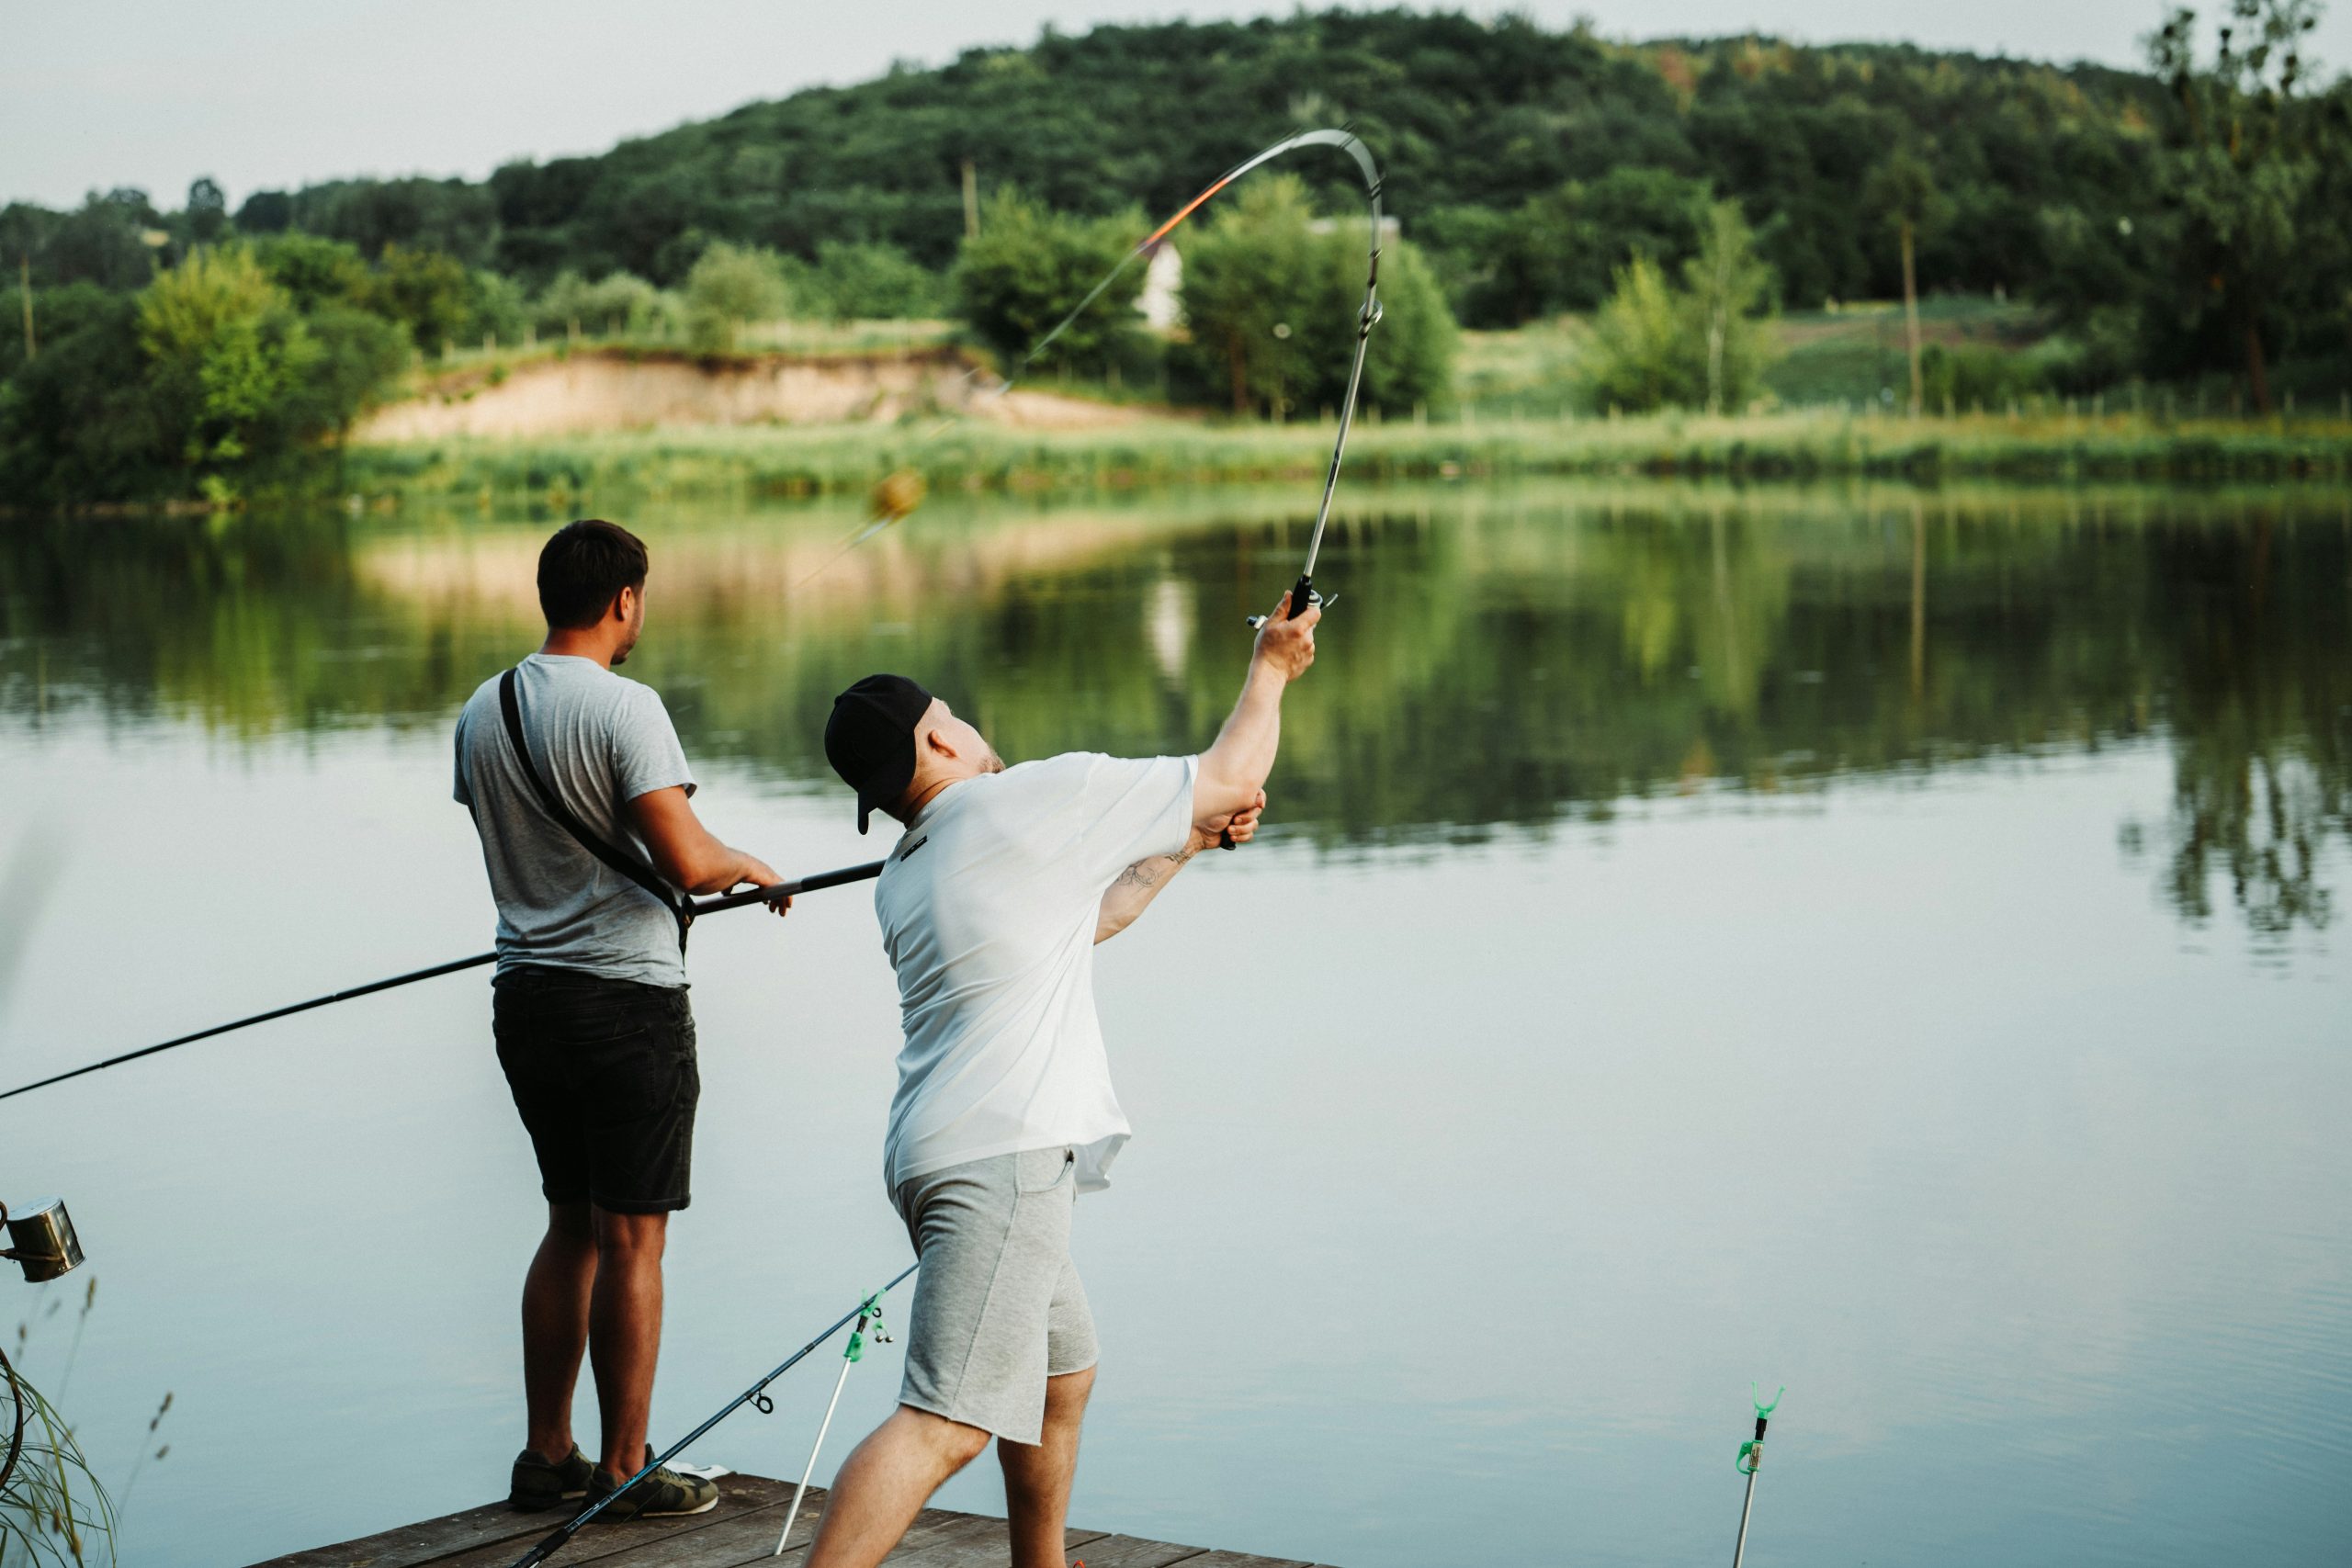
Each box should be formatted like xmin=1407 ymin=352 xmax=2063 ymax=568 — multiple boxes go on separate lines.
xmin=683 ymin=242 xmax=788 ymax=353
xmin=361 ymin=243 xmax=474 ymax=354
xmin=953 ymin=189 xmax=1142 ymax=374
xmin=0 ymin=245 xmax=414 ymax=503
xmin=537 ymin=269 xmax=672 ymax=338
xmin=1580 ymin=203 xmax=1778 ymax=414
xmin=1176 ymin=175 xmax=1455 ymax=418
xmin=139 ymin=246 xmax=321 ymax=469
xmin=784 ymin=242 xmax=947 ymax=323
xmin=1919 ymin=341 xmax=2047 ymax=410
xmin=1581 ymin=256 xmax=1691 ymax=412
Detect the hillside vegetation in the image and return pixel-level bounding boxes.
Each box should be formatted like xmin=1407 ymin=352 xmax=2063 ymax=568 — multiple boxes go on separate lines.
xmin=5 ymin=3 xmax=2351 ymax=505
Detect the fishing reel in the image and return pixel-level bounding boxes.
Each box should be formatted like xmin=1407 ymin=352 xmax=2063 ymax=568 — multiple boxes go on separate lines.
xmin=1 ymin=1197 xmax=85 ymax=1283
xmin=1244 ymin=580 xmax=1337 ymax=629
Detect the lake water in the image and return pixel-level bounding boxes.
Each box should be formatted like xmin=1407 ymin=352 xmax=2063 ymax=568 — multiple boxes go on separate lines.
xmin=2 ymin=482 xmax=2347 ymax=1567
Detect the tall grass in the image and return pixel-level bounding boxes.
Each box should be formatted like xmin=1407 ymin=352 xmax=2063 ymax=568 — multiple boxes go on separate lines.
xmin=344 ymin=406 xmax=2352 ymax=506
xmin=1 ymin=1349 xmax=115 ymax=1567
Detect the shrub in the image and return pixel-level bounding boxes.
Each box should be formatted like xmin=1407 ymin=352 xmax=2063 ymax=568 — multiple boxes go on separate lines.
xmin=953 ymin=188 xmax=1141 ymax=374
xmin=683 ymin=243 xmax=788 ymax=353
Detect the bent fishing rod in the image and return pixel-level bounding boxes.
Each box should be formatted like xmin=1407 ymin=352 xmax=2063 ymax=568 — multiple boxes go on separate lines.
xmin=0 ymin=858 xmax=885 ymax=1105
xmin=820 ymin=128 xmax=1385 ymax=623
xmin=510 ymin=1262 xmax=919 ymax=1568
xmin=1022 ymin=128 xmax=1385 ymax=627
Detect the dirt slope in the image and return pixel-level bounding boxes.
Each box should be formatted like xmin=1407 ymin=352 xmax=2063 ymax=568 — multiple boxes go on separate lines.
xmin=356 ymin=347 xmax=1150 ymax=440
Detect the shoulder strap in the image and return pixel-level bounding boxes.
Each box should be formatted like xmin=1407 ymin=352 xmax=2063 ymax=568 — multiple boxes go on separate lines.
xmin=500 ymin=667 xmax=691 ymax=954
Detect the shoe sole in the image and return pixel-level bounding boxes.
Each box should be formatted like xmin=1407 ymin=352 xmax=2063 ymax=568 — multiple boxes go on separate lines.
xmin=507 ymin=1488 xmax=589 ymax=1512
xmin=592 ymin=1491 xmax=720 ymax=1521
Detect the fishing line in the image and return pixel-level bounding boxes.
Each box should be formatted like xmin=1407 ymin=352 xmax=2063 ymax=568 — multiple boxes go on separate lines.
xmin=0 ymin=858 xmax=885 ymax=1105
xmin=797 ymin=127 xmax=1385 ymax=609
xmin=508 ymin=1263 xmax=918 ymax=1568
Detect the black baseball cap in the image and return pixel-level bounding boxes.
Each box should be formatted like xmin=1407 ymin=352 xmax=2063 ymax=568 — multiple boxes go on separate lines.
xmin=825 ymin=674 xmax=935 ymax=833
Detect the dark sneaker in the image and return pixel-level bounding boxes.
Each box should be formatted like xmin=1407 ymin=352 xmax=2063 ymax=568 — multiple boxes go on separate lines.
xmin=586 ymin=1449 xmax=718 ymax=1520
xmin=508 ymin=1445 xmax=594 ymax=1511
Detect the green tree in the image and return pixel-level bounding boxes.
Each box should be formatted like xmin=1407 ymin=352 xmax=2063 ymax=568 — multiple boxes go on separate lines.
xmin=953 ymin=188 xmax=1140 ymax=373
xmin=362 ymin=243 xmax=473 ymax=355
xmin=1173 ymin=178 xmax=1324 ymax=415
xmin=537 ymin=269 xmax=669 ymax=337
xmin=1476 ymin=167 xmax=1715 ymax=324
xmin=1178 ymin=176 xmax=1456 ymax=417
xmin=1350 ymin=235 xmax=1458 ymax=416
xmin=250 ymin=232 xmax=371 ymax=311
xmin=683 ymin=241 xmax=788 ymax=352
xmin=1580 ymin=254 xmax=1693 ymax=412
xmin=0 ymin=288 xmax=166 ymax=502
xmin=2148 ymin=0 xmax=2325 ymax=411
xmin=468 ymin=268 xmax=528 ymax=346
xmin=1680 ymin=200 xmax=1779 ymax=414
xmin=185 ymin=176 xmax=229 ymax=246
xmin=786 ymin=242 xmax=947 ymax=322
xmin=287 ymin=302 xmax=410 ymax=441
xmin=1862 ymin=148 xmax=1949 ymax=415
xmin=137 ymin=246 xmax=319 ymax=484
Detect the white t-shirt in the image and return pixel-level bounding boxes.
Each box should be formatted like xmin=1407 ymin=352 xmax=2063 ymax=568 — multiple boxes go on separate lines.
xmin=874 ymin=750 xmax=1199 ymax=1195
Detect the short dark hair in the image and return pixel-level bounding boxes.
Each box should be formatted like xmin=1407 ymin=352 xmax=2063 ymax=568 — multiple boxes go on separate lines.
xmin=537 ymin=519 xmax=649 ymax=629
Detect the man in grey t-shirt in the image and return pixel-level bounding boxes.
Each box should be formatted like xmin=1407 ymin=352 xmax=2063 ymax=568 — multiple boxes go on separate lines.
xmin=454 ymin=519 xmax=785 ymax=1520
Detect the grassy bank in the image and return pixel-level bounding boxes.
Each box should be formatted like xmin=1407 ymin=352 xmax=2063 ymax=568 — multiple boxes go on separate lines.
xmin=344 ymin=407 xmax=2352 ymax=505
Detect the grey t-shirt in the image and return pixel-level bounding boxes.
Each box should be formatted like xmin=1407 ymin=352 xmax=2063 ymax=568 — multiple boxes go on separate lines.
xmin=453 ymin=653 xmax=696 ymax=988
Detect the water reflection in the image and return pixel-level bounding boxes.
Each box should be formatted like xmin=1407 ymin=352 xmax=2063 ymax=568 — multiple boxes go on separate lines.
xmin=3 ymin=484 xmax=2346 ymax=942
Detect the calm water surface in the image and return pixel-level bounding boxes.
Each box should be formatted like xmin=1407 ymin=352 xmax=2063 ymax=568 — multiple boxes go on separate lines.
xmin=1 ymin=482 xmax=2346 ymax=1566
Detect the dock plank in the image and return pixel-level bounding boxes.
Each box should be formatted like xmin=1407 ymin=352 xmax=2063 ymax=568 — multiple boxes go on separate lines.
xmin=563 ymin=1495 xmax=988 ymax=1568
xmin=251 ymin=1474 xmax=1328 ymax=1568
xmin=870 ymin=1517 xmax=1110 ymax=1567
xmin=1058 ymin=1535 xmax=1206 ymax=1568
xmin=254 ymin=1499 xmax=543 ymax=1568
xmin=421 ymin=1475 xmax=804 ymax=1568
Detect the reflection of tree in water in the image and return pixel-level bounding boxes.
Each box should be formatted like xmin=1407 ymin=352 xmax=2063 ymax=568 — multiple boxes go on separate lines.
xmin=3 ymin=488 xmax=2346 ymax=940
xmin=2129 ymin=511 xmax=2351 ymax=940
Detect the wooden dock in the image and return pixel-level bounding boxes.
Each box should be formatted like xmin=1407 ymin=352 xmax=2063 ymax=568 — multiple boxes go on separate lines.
xmin=252 ymin=1472 xmax=1328 ymax=1568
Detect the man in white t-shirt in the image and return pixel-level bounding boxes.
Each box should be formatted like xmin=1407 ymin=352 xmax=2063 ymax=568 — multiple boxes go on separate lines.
xmin=806 ymin=590 xmax=1319 ymax=1568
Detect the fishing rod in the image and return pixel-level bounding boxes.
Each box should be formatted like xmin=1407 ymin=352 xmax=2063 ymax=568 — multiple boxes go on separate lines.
xmin=0 ymin=858 xmax=886 ymax=1105
xmin=811 ymin=128 xmax=1385 ymax=620
xmin=510 ymin=1262 xmax=918 ymax=1568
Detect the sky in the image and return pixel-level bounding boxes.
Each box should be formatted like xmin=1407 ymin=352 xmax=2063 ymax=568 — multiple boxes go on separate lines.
xmin=9 ymin=1 xmax=2350 ymax=211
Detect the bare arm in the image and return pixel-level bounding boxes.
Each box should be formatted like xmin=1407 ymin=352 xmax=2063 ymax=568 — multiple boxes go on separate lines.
xmin=1193 ymin=592 xmax=1319 ymax=829
xmin=1095 ymin=793 xmax=1264 ymax=943
xmin=626 ymin=785 xmax=788 ymax=912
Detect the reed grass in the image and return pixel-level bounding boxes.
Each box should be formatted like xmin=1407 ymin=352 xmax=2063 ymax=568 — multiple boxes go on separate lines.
xmin=342 ymin=407 xmax=2352 ymax=506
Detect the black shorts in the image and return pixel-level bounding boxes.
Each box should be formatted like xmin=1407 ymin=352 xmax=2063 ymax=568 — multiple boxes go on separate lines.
xmin=492 ymin=966 xmax=699 ymax=1214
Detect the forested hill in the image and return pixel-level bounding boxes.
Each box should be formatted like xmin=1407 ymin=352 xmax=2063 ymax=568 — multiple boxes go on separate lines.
xmin=14 ymin=10 xmax=2169 ymax=314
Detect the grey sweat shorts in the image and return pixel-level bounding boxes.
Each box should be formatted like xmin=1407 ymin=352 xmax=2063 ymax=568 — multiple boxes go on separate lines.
xmin=891 ymin=1145 xmax=1099 ymax=1447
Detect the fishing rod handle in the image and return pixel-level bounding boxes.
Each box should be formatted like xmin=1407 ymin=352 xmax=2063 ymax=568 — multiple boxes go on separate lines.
xmin=1287 ymin=572 xmax=1317 ymax=619
xmin=690 ymin=859 xmax=887 ymax=916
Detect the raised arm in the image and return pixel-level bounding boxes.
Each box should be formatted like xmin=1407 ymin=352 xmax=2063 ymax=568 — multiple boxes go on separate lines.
xmin=1096 ymin=791 xmax=1264 ymax=943
xmin=1193 ymin=591 xmax=1320 ymax=829
xmin=626 ymin=785 xmax=789 ymax=911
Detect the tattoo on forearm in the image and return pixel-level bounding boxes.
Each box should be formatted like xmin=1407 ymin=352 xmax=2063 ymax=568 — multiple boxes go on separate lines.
xmin=1114 ymin=846 xmax=1196 ymax=893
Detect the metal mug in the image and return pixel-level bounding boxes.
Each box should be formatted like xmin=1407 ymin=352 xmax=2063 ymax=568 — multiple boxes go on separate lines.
xmin=3 ymin=1197 xmax=85 ymax=1282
